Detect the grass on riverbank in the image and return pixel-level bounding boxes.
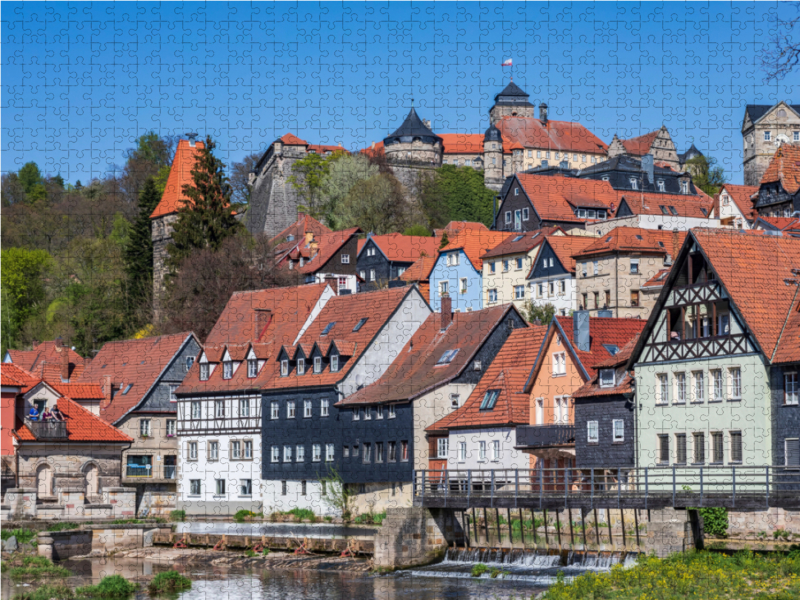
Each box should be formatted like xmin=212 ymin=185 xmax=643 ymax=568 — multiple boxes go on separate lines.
xmin=12 ymin=583 xmax=74 ymax=600
xmin=4 ymin=556 xmax=71 ymax=581
xmin=543 ymin=550 xmax=800 ymax=600
xmin=76 ymin=575 xmax=138 ymax=598
xmin=147 ymin=570 xmax=191 ymax=595
xmin=2 ymin=528 xmax=38 ymax=545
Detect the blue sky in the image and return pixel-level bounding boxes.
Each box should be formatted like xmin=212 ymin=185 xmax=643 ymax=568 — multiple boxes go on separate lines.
xmin=2 ymin=1 xmax=797 ymax=185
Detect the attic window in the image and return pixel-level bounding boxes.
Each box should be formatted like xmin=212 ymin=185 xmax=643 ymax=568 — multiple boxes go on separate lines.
xmin=658 ymin=241 xmax=665 ymax=248
xmin=200 ymin=363 xmax=210 ymax=381
xmin=635 ymin=235 xmax=643 ymax=240
xmin=669 ymin=206 xmax=679 ymax=216
xmin=605 ymin=236 xmax=612 ymax=242
xmin=436 ymin=349 xmax=460 ymax=365
xmin=122 ymin=383 xmax=133 ymax=395
xmin=602 ymin=344 xmax=619 ymax=356
xmin=353 ymin=318 xmax=368 ymax=332
xmin=321 ymin=322 xmax=336 ymax=336
xmin=287 ymin=235 xmax=295 ymax=241
xmin=513 ymin=235 xmax=524 ymax=242
xmin=700 ymin=208 xmax=708 ymax=217
xmin=479 ymin=389 xmax=501 ymax=410
xmin=247 ymin=358 xmax=258 ymax=378
xmin=280 ymin=359 xmax=289 ymax=377
xmin=659 ymin=205 xmax=669 ymax=215
xmin=223 ymin=361 xmax=233 ymax=380
xmin=599 ymin=369 xmax=615 ymax=388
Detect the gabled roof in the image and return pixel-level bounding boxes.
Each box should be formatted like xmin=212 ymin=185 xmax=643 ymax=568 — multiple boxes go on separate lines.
xmin=642 ymin=267 xmax=671 ymax=289
xmin=359 ymin=233 xmax=440 ymax=263
xmin=150 ymin=139 xmax=205 ymax=219
xmin=496 ymin=117 xmax=608 ymax=155
xmin=14 ymin=396 xmax=133 ymax=444
xmin=400 ymin=254 xmax=439 ymax=283
xmin=718 ymin=184 xmax=759 ymax=221
xmin=438 ymin=229 xmax=517 ymax=271
xmin=265 ymin=287 xmax=423 ymax=390
xmin=574 ymin=227 xmax=687 ymax=258
xmin=269 ymin=214 xmax=331 ymax=249
xmin=427 ymin=326 xmax=547 ymax=432
xmin=298 ymin=228 xmax=361 ymax=274
xmin=745 ymin=103 xmax=800 ymax=125
xmin=760 ymin=144 xmax=800 ymax=195
xmin=179 ymin=341 xmax=275 ymax=395
xmin=439 ymin=134 xmax=486 ymax=155
xmin=617 ymin=129 xmax=661 ymax=156
xmin=615 ymin=190 xmax=716 ymax=219
xmin=279 ymin=133 xmax=309 ymax=146
xmin=481 ymin=227 xmax=563 ymax=259
xmin=338 ymin=305 xmax=521 ymax=406
xmin=76 ymin=332 xmax=196 ymax=424
xmin=529 ymin=235 xmax=597 ymax=277
xmin=5 ymin=341 xmax=85 ymax=381
xmin=1 ymin=363 xmax=37 ymax=388
xmin=513 ymin=173 xmax=618 ymax=223
xmin=755 ymin=216 xmax=800 ymax=232
xmin=441 ymin=221 xmax=490 ymax=234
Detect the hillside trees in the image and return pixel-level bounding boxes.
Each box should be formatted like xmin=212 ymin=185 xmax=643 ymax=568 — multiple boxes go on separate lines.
xmin=685 ymin=154 xmax=726 ymax=196
xmin=418 ymin=164 xmax=496 ymax=229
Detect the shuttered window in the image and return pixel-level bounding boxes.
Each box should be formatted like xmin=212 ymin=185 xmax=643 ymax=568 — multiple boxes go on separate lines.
xmin=786 ymin=438 xmax=800 ymax=468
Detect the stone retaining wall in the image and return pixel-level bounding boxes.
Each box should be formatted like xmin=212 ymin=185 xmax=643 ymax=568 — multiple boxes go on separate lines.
xmin=373 ymin=507 xmax=466 ymax=569
xmin=38 ymin=524 xmax=172 ymax=561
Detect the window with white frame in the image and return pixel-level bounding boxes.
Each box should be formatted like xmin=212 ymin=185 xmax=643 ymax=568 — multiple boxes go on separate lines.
xmin=231 ymin=440 xmax=241 ymax=459
xmin=693 ymin=432 xmax=705 ymax=464
xmin=240 ymin=479 xmax=252 ymax=497
xmin=321 ymin=399 xmax=329 ymax=416
xmin=140 ymin=419 xmax=151 ymax=437
xmin=765 ymin=131 xmax=771 ymax=141
xmin=247 ymin=359 xmax=258 ymax=378
xmin=352 ymin=408 xmax=360 ymax=421
xmin=223 ymin=361 xmax=233 ymax=380
xmin=330 ymin=355 xmax=339 ymax=372
xmin=185 ymin=356 xmax=194 ymax=372
xmin=492 ymin=440 xmax=500 ymax=461
xmin=271 ymin=446 xmax=279 ymax=463
xmin=613 ymin=420 xmax=624 ymax=442
xmin=169 ymin=384 xmax=179 ymax=402
xmin=437 ymin=438 xmax=448 ymax=458
xmin=314 ymin=356 xmax=322 ymax=373
xmin=460 ymin=278 xmax=467 ymax=294
xmin=552 ymin=352 xmax=566 ymax=376
xmin=341 ymin=254 xmax=350 ymax=264
xmin=280 ymin=360 xmax=289 ymax=377
xmin=711 ymin=431 xmax=724 ymax=463
xmin=693 ymin=371 xmax=705 ymax=403
xmin=270 ymin=402 xmax=279 ymax=419
xmin=166 ymin=419 xmax=176 ymax=436
xmin=514 ymin=285 xmax=525 ymax=300
xmin=287 ymin=401 xmax=296 ymax=419
xmin=479 ymin=440 xmax=487 ymax=461
xmin=459 ymin=442 xmax=467 ymax=461
xmin=505 ymin=211 xmax=511 ymax=224
xmin=188 ymin=441 xmax=198 ymax=460
xmin=630 ymin=258 xmax=640 ymax=274
xmin=488 ymin=289 xmax=498 ymax=303
xmin=587 ymin=421 xmax=599 ymax=443
xmin=189 ymin=479 xmax=201 ymax=495
xmin=440 ymin=281 xmax=448 ymax=296
xmin=674 ymin=372 xmax=687 ymax=404
xmin=244 ymin=440 xmax=252 ymax=459
xmin=535 ymin=398 xmax=544 ymax=425
xmin=785 ymin=372 xmax=798 ymax=405
xmin=369 ymin=269 xmax=376 ymax=281
xmin=729 ymin=367 xmax=742 ymax=400
xmin=215 ymin=400 xmax=225 ymax=417
xmin=239 ymin=398 xmax=250 ymax=417
xmin=522 ymin=208 xmax=529 ymax=220
xmin=297 ymin=358 xmax=305 ymax=375
xmin=312 ymin=444 xmax=322 ymax=462
xmin=676 ymin=434 xmax=687 ymax=464
xmin=657 ymin=374 xmax=669 ymax=404
xmin=600 ymin=369 xmax=615 ymax=388
xmin=215 ymin=479 xmax=226 ymax=496
xmin=364 ymin=407 xmax=372 ymax=420
xmin=711 ymin=370 xmax=724 ymax=401
xmin=326 ymin=444 xmax=334 ymax=462
xmin=209 ymin=441 xmax=219 ymax=461
xmin=376 ymin=405 xmax=383 ymax=419
xmin=388 ymin=404 xmax=396 ymax=419
xmin=554 ymin=397 xmax=570 ymax=423
xmin=200 ymin=363 xmax=210 ymax=381
xmin=304 ymin=399 xmax=312 ymax=418
xmin=296 ymin=445 xmax=305 ymax=462
xmin=516 ymin=257 xmax=524 ymax=270
xmin=283 ymin=445 xmax=292 ymax=462
xmin=657 ymin=434 xmax=670 ymax=464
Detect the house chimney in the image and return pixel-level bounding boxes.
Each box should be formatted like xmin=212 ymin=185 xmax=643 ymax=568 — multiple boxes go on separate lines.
xmin=371 ymin=142 xmax=376 ymax=150
xmin=641 ymin=154 xmax=655 ymax=184
xmin=539 ymin=103 xmax=548 ymax=125
xmin=440 ymin=294 xmax=452 ymax=331
xmin=32 ymin=340 xmax=39 ymax=350
xmin=61 ymin=347 xmax=70 ymax=382
xmin=186 ymin=132 xmax=199 ymax=147
xmin=254 ymin=309 xmax=272 ymax=341
xmin=55 ymin=337 xmax=63 ymax=350
xmin=673 ymin=228 xmax=680 ymax=259
xmin=573 ymin=310 xmax=590 ymax=352
xmin=101 ymin=376 xmax=113 ymax=408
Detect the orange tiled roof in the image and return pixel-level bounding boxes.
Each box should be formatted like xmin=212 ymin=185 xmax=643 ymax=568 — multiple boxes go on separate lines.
xmin=279 ymin=133 xmax=309 ymax=146
xmin=359 ymin=141 xmax=385 ymax=158
xmin=534 ymin=235 xmax=597 ymax=275
xmin=618 ymin=130 xmax=660 ymax=156
xmin=178 ymin=342 xmax=276 ymax=395
xmin=575 ymin=227 xmax=687 ymax=258
xmin=269 ymin=214 xmax=331 ymax=247
xmin=266 ymin=287 xmax=416 ymax=390
xmin=77 ymin=333 xmax=196 ymax=424
xmin=756 ymin=216 xmax=800 ymax=231
xmin=1 ymin=363 xmax=37 ymax=388
xmin=439 ymin=134 xmax=486 ymax=155
xmin=298 ymin=228 xmax=361 ymax=274
xmin=427 ymin=326 xmax=547 ymax=432
xmin=150 ymin=140 xmax=205 ymax=219
xmin=718 ymin=184 xmax=759 ymax=221
xmin=5 ymin=341 xmax=85 ymax=376
xmin=760 ymin=144 xmax=800 ymax=194
xmin=307 ymin=144 xmax=346 ymax=154
xmin=615 ymin=190 xmax=715 ymax=219
xmin=361 ymin=233 xmax=440 ymax=263
xmin=481 ymin=227 xmax=563 ymax=260
xmin=338 ymin=305 xmax=519 ymax=406
xmin=515 ymin=174 xmax=618 ymax=223
xmin=642 ymin=267 xmax=671 ymax=288
xmin=49 ymin=383 xmax=104 ymax=400
xmin=496 ymin=117 xmax=608 ymax=155
xmin=14 ymin=396 xmax=133 ymax=443
xmin=401 ymin=255 xmax=439 ymax=284
xmin=439 ymin=229 xmax=517 ymax=271
xmin=773 ymin=299 xmax=800 ymax=364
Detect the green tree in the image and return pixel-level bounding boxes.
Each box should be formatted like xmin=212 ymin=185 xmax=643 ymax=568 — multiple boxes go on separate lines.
xmin=419 ymin=165 xmax=496 ymax=228
xmin=338 ymin=173 xmax=417 ymax=234
xmin=685 ymin=154 xmax=726 ymax=196
xmin=403 ymin=224 xmax=432 ymax=236
xmin=17 ymin=162 xmax=43 ymax=195
xmin=229 ymin=152 xmax=261 ymax=208
xmin=287 ymin=151 xmax=335 ymax=218
xmin=522 ymin=300 xmax=557 ymax=326
xmin=319 ymin=154 xmax=379 ymax=229
xmin=166 ymin=136 xmax=242 ymax=271
xmin=124 ymin=178 xmax=160 ymax=319
xmin=1 ymin=247 xmax=52 ymax=353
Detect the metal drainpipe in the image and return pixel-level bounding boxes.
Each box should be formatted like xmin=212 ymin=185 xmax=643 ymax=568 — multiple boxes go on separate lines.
xmin=615 ymin=251 xmax=619 ymax=318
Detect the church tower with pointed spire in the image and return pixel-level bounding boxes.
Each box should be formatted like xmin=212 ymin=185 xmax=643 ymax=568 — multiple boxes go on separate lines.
xmin=489 ymin=79 xmax=535 ymax=125
xmin=383 ymin=105 xmax=443 ymax=191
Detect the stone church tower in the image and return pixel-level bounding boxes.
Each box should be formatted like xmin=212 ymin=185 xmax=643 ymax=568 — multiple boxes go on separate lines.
xmin=383 ymin=107 xmax=443 ymax=192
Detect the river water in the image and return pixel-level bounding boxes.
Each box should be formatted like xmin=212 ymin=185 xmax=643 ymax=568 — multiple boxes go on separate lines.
xmin=3 ymin=548 xmax=637 ymax=600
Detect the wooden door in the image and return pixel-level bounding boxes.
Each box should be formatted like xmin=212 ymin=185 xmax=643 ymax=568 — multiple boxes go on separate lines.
xmin=37 ymin=464 xmax=52 ymax=496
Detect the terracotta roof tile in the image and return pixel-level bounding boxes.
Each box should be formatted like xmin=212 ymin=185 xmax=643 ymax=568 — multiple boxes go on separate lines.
xmin=360 ymin=233 xmax=440 ymax=263
xmin=298 ymin=228 xmax=361 ymax=274
xmin=575 ymin=227 xmax=687 ymax=258
xmin=756 ymin=216 xmax=800 ymax=231
xmin=439 ymin=134 xmax=486 ymax=155
xmin=307 ymin=144 xmax=346 ymax=154
xmin=760 ymin=144 xmax=800 ymax=194
xmin=615 ymin=190 xmax=716 ymax=219
xmin=439 ymin=229 xmax=517 ymax=271
xmin=718 ymin=184 xmax=759 ymax=221
xmin=481 ymin=227 xmax=563 ymax=259
xmin=49 ymin=383 xmax=104 ymax=400
xmin=359 ymin=141 xmax=385 ymax=158
xmin=496 ymin=117 xmax=608 ymax=154
xmin=150 ymin=140 xmax=205 ymax=219
xmin=618 ymin=130 xmax=660 ymax=156
xmin=515 ymin=174 xmax=618 ymax=223
xmin=5 ymin=341 xmax=85 ymax=377
xmin=1 ymin=363 xmax=37 ymax=388
xmin=338 ymin=305 xmax=518 ymax=406
xmin=427 ymin=326 xmax=547 ymax=432
xmin=642 ymin=267 xmax=671 ymax=288
xmin=269 ymin=214 xmax=331 ymax=247
xmin=15 ymin=396 xmax=133 ymax=443
xmin=533 ymin=235 xmax=598 ymax=275
xmin=553 ymin=316 xmax=646 ymax=379
xmin=279 ymin=133 xmax=309 ymax=146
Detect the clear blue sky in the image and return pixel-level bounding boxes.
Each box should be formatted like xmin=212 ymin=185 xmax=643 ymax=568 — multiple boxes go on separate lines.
xmin=2 ymin=1 xmax=797 ymax=185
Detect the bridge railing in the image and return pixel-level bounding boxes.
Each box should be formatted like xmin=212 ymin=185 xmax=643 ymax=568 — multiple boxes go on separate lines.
xmin=412 ymin=466 xmax=800 ymax=509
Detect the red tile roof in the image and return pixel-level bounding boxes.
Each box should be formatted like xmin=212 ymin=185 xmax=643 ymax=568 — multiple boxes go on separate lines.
xmin=618 ymin=130 xmax=660 ymax=156
xmin=76 ymin=333 xmax=196 ymax=424
xmin=49 ymin=383 xmax=105 ymax=400
xmin=760 ymin=144 xmax=800 ymax=194
xmin=439 ymin=229 xmax=517 ymax=271
xmin=642 ymin=267 xmax=671 ymax=288
xmin=14 ymin=396 xmax=133 ymax=443
xmin=496 ymin=117 xmax=608 ymax=154
xmin=515 ymin=174 xmax=618 ymax=223
xmin=441 ymin=221 xmax=490 ymax=234
xmin=307 ymin=144 xmax=346 ymax=154
xmin=615 ymin=191 xmax=715 ymax=219
xmin=1 ymin=363 xmax=37 ymax=388
xmin=533 ymin=235 xmax=597 ymax=275
xmin=773 ymin=299 xmax=800 ymax=364
xmin=279 ymin=133 xmax=309 ymax=146
xmin=439 ymin=134 xmax=486 ymax=155
xmin=718 ymin=184 xmax=759 ymax=221
xmin=359 ymin=141 xmax=385 ymax=159
xmin=756 ymin=216 xmax=800 ymax=231
xmin=360 ymin=233 xmax=440 ymax=263
xmin=150 ymin=140 xmax=205 ymax=219
xmin=5 ymin=341 xmax=85 ymax=380
xmin=269 ymin=214 xmax=331 ymax=247
xmin=298 ymin=228 xmax=361 ymax=274
xmin=267 ymin=287 xmax=418 ymax=390
xmin=575 ymin=227 xmax=687 ymax=258
xmin=338 ymin=305 xmax=519 ymax=406
xmin=481 ymin=227 xmax=564 ymax=259
xmin=401 ymin=255 xmax=439 ymax=284
xmin=427 ymin=326 xmax=547 ymax=432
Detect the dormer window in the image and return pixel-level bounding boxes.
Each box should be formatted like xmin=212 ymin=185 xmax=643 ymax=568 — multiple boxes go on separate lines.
xmin=297 ymin=358 xmax=305 ymax=375
xmin=680 ymin=181 xmax=689 ymax=194
xmin=185 ymin=357 xmax=194 ymax=372
xmin=314 ymin=356 xmax=322 ymax=373
xmin=280 ymin=359 xmax=289 ymax=377
xmin=200 ymin=363 xmax=210 ymax=381
xmin=223 ymin=361 xmax=233 ymax=380
xmin=630 ymin=177 xmax=638 ymax=190
xmin=247 ymin=358 xmax=258 ymax=378
xmin=657 ymin=180 xmax=665 ymax=192
xmin=330 ymin=355 xmax=339 ymax=373
xmin=600 ymin=369 xmax=615 ymax=388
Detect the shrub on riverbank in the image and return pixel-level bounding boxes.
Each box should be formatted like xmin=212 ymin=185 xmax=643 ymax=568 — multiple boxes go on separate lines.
xmin=170 ymin=509 xmax=186 ymax=522
xmin=470 ymin=563 xmax=488 ymax=577
xmin=2 ymin=528 xmax=38 ymax=545
xmin=233 ymin=510 xmax=263 ymax=523
xmin=353 ymin=511 xmax=386 ymax=525
xmin=46 ymin=523 xmax=81 ymax=533
xmin=76 ymin=575 xmax=138 ymax=598
xmin=147 ymin=570 xmax=191 ymax=595
xmin=6 ymin=556 xmax=71 ymax=580
xmin=543 ymin=550 xmax=800 ymax=600
xmin=12 ymin=583 xmax=74 ymax=600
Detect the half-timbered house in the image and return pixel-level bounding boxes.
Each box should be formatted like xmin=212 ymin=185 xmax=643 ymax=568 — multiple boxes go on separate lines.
xmin=752 ymin=144 xmax=800 ymax=219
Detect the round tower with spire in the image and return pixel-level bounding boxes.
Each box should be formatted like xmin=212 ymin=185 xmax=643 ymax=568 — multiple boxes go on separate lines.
xmin=489 ymin=79 xmax=535 ymax=125
xmin=483 ymin=122 xmax=505 ymax=190
xmin=383 ymin=104 xmax=443 ymax=191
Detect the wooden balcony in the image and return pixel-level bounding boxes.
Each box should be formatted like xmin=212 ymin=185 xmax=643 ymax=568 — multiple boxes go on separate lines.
xmin=24 ymin=418 xmax=67 ymax=440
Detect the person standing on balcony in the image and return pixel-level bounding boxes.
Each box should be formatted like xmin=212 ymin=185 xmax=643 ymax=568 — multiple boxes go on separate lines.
xmin=28 ymin=406 xmax=39 ymax=421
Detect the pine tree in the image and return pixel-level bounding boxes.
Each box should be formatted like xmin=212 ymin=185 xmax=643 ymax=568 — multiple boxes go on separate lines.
xmin=166 ymin=136 xmax=241 ymax=271
xmin=124 ymin=177 xmax=160 ymax=311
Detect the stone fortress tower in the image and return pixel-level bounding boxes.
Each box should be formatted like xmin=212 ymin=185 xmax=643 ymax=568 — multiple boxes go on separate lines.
xmin=483 ymin=122 xmax=505 ymax=190
xmin=382 ymin=106 xmax=443 ymax=192
xmin=489 ymin=80 xmax=536 ymax=124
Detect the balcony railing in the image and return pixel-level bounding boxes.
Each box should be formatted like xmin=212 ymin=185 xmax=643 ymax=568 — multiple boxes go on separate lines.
xmin=516 ymin=424 xmax=575 ymax=448
xmin=124 ymin=461 xmax=176 ymax=481
xmin=24 ymin=417 xmax=67 ymax=440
